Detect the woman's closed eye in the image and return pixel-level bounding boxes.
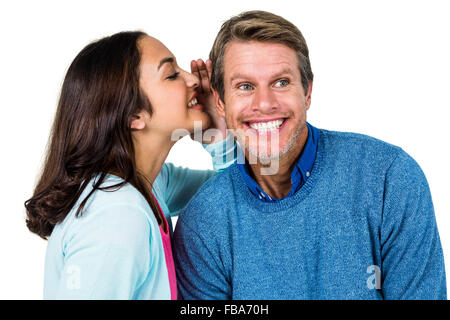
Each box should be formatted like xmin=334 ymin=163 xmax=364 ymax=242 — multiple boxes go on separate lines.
xmin=166 ymin=72 xmax=180 ymax=80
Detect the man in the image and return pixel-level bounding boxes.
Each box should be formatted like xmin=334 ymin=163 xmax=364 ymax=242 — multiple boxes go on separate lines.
xmin=173 ymin=10 xmax=446 ymax=299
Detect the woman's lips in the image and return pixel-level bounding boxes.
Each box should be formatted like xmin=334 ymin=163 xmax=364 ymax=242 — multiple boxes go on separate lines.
xmin=189 ymin=103 xmax=204 ymax=111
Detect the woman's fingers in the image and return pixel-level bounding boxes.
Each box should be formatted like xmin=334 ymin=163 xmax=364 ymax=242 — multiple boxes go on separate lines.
xmin=196 ymin=59 xmax=211 ymax=94
xmin=190 ymin=60 xmax=201 ymax=91
xmin=191 ymin=58 xmax=212 ymax=94
xmin=190 ymin=60 xmax=198 ymax=74
xmin=191 ymin=58 xmax=215 ymax=97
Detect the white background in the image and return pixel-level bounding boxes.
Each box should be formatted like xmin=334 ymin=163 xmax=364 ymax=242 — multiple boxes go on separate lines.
xmin=1 ymin=0 xmax=449 ymax=299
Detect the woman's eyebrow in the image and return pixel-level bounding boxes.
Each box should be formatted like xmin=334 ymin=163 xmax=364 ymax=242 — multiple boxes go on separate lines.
xmin=157 ymin=57 xmax=174 ymax=71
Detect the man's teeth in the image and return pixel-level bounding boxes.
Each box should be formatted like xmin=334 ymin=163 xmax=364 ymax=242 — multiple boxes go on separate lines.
xmin=249 ymin=119 xmax=284 ymax=131
xmin=188 ymin=98 xmax=198 ymax=107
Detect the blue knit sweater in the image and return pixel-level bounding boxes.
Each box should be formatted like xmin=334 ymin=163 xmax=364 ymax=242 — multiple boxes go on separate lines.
xmin=173 ymin=129 xmax=446 ymax=300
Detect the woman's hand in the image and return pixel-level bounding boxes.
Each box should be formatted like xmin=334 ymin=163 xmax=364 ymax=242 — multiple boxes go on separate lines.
xmin=191 ymin=59 xmax=227 ymax=144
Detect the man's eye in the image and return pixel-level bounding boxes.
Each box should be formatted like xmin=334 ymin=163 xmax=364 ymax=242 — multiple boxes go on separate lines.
xmin=166 ymin=72 xmax=179 ymax=80
xmin=238 ymin=83 xmax=253 ymax=90
xmin=274 ymin=79 xmax=289 ymax=87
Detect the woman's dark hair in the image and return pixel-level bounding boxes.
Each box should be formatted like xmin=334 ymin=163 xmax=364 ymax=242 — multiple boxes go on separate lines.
xmin=25 ymin=31 xmax=165 ymax=239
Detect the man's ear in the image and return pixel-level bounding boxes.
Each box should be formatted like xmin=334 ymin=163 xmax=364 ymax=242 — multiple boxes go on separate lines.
xmin=213 ymin=89 xmax=226 ymax=118
xmin=130 ymin=111 xmax=147 ymax=130
xmin=305 ymin=81 xmax=313 ymax=111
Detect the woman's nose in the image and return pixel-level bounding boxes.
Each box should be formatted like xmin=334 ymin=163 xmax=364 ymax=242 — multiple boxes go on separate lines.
xmin=183 ymin=69 xmax=200 ymax=90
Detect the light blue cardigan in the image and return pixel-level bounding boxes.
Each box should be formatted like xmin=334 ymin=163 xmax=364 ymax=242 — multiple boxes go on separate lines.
xmin=43 ymin=135 xmax=237 ymax=299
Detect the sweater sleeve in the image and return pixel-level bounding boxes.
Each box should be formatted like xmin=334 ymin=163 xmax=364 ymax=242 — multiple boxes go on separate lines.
xmin=161 ymin=135 xmax=237 ymax=217
xmin=55 ymin=204 xmax=151 ymax=299
xmin=173 ymin=216 xmax=231 ymax=299
xmin=380 ymin=150 xmax=446 ymax=300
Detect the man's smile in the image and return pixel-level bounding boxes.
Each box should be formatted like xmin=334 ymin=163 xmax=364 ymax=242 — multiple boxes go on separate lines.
xmin=242 ymin=117 xmax=289 ymax=134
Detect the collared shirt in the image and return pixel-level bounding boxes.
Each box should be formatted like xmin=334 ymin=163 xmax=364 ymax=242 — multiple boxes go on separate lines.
xmin=174 ymin=126 xmax=446 ymax=300
xmin=237 ymin=122 xmax=320 ymax=202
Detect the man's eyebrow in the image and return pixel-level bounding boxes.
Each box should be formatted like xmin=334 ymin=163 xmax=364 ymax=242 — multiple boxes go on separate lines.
xmin=270 ymin=68 xmax=297 ymax=79
xmin=230 ymin=73 xmax=251 ymax=82
xmin=157 ymin=57 xmax=174 ymax=71
xmin=230 ymin=68 xmax=296 ymax=82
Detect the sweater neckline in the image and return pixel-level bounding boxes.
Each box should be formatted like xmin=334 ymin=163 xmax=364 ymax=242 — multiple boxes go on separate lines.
xmin=231 ymin=128 xmax=327 ymax=213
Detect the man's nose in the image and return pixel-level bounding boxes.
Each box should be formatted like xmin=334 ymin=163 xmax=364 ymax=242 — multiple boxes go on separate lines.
xmin=251 ymin=87 xmax=278 ymax=113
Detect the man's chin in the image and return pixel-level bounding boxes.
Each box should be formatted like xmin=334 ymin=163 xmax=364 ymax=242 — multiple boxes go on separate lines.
xmin=244 ymin=144 xmax=286 ymax=163
xmin=244 ymin=120 xmax=307 ymax=164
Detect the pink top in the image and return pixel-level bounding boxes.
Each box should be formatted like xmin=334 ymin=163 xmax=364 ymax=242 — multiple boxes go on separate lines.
xmin=153 ymin=195 xmax=177 ymax=300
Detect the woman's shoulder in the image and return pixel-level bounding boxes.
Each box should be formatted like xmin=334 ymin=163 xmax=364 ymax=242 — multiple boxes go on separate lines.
xmin=86 ymin=175 xmax=150 ymax=211
xmin=58 ymin=175 xmax=158 ymax=240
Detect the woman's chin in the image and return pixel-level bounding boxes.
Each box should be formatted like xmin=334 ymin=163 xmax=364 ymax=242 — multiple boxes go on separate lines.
xmin=188 ymin=113 xmax=211 ymax=132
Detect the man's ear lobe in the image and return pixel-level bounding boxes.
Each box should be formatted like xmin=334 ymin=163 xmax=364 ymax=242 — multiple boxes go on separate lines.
xmin=130 ymin=112 xmax=146 ymax=130
xmin=213 ymin=89 xmax=226 ymax=118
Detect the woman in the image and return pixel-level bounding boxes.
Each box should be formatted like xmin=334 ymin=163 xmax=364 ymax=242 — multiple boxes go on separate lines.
xmin=24 ymin=31 xmax=236 ymax=299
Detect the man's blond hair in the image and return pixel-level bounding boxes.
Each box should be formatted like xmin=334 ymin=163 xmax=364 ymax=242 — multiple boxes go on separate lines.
xmin=210 ymin=10 xmax=314 ymax=101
